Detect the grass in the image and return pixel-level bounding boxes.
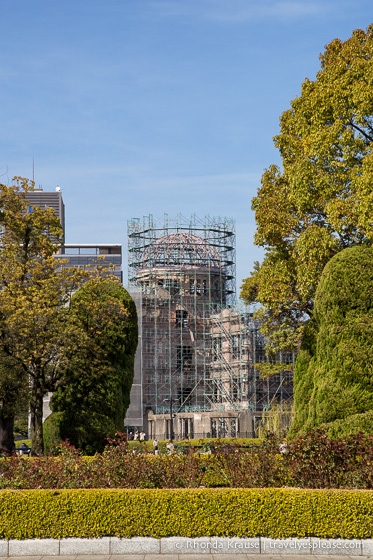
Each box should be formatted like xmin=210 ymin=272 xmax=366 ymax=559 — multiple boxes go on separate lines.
xmin=14 ymin=439 xmax=31 ymax=448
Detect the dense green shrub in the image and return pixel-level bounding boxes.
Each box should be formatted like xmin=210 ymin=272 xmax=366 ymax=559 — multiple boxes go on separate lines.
xmin=50 ymin=279 xmax=138 ymax=454
xmin=43 ymin=412 xmax=64 ymax=454
xmin=321 ymin=410 xmax=373 ymax=438
xmin=1 ymin=487 xmax=373 ymax=539
xmin=292 ymin=246 xmax=373 ymax=434
xmin=290 ymin=319 xmax=317 ymax=434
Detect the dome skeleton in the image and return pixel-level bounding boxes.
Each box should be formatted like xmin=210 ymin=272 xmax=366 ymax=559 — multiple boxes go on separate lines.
xmin=141 ymin=233 xmax=221 ymax=269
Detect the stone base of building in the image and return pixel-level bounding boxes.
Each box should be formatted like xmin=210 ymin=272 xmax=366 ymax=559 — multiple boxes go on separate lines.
xmin=147 ymin=408 xmax=255 ymax=440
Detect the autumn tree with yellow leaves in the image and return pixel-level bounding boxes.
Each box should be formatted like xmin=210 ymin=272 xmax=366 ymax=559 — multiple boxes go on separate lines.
xmin=0 ymin=178 xmax=87 ymax=454
xmin=241 ymin=25 xmax=373 ymax=364
xmin=0 ymin=178 xmax=137 ymax=456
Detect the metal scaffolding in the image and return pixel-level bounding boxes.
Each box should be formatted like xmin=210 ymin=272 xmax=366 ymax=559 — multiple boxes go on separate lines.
xmin=127 ymin=214 xmax=293 ymax=430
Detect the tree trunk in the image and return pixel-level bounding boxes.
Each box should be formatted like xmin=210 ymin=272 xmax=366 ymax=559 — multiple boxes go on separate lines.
xmin=0 ymin=413 xmax=15 ymax=455
xmin=30 ymin=384 xmax=44 ymax=455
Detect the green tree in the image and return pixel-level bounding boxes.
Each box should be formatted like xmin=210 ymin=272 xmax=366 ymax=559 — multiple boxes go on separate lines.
xmin=49 ymin=277 xmax=138 ymax=454
xmin=291 ymin=246 xmax=373 ymax=434
xmin=0 ymin=355 xmax=28 ymax=454
xmin=241 ymin=25 xmax=373 ymax=357
xmin=0 ymin=178 xmax=85 ymax=454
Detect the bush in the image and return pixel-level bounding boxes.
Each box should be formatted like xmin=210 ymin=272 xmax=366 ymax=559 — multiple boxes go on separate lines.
xmin=1 ymin=487 xmax=373 ymax=539
xmin=321 ymin=410 xmax=373 ymax=439
xmin=43 ymin=412 xmax=63 ymax=453
xmin=2 ymin=430 xmax=373 ymax=490
xmin=50 ymin=279 xmax=138 ymax=454
xmin=292 ymin=246 xmax=373 ymax=433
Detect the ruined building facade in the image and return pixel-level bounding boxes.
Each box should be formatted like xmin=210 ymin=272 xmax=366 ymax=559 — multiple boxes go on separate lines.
xmin=125 ymin=215 xmax=293 ymax=439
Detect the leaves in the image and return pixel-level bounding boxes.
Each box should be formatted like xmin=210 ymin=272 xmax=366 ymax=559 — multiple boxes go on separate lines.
xmin=241 ymin=24 xmax=373 ymax=354
xmin=50 ymin=278 xmax=138 ymax=454
xmin=0 ymin=179 xmax=138 ymax=456
xmin=0 ymin=179 xmax=88 ymax=454
xmin=292 ymin=246 xmax=373 ymax=433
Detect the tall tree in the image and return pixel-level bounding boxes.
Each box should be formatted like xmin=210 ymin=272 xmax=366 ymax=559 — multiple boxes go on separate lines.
xmin=241 ymin=25 xmax=373 ymax=358
xmin=49 ymin=277 xmax=138 ymax=454
xmin=0 ymin=178 xmax=85 ymax=454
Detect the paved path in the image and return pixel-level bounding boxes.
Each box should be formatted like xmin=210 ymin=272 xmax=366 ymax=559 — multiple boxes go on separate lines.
xmin=3 ymin=555 xmax=371 ymax=560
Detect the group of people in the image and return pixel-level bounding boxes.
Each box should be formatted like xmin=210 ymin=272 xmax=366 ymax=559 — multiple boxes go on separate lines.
xmin=128 ymin=430 xmax=146 ymax=441
xmin=128 ymin=430 xmax=176 ymax=455
xmin=152 ymin=438 xmax=175 ymax=455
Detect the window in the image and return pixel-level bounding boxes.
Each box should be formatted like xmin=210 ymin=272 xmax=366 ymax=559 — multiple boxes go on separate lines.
xmin=196 ymin=279 xmax=201 ymax=295
xmin=213 ymin=338 xmax=222 ymax=361
xmin=230 ymin=378 xmax=239 ymax=401
xmin=232 ymin=335 xmax=239 ymax=360
xmin=181 ymin=417 xmax=194 ymax=438
xmin=178 ymin=387 xmax=193 ymax=407
xmin=230 ymin=418 xmax=237 ymax=437
xmin=189 ymin=279 xmax=195 ymax=294
xmin=176 ymin=310 xmax=188 ymax=328
xmin=218 ymin=417 xmax=228 ymax=438
xmin=211 ymin=418 xmax=217 ymax=438
xmin=177 ymin=346 xmax=193 ymax=370
xmin=164 ymin=279 xmax=180 ymax=295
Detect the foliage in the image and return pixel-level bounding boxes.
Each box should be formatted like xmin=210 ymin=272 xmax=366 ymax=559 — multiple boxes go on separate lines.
xmin=290 ymin=319 xmax=318 ymax=434
xmin=253 ymin=360 xmax=290 ymax=379
xmin=50 ymin=278 xmax=138 ymax=454
xmin=286 ymin=429 xmax=373 ymax=489
xmin=13 ymin=410 xmax=29 ymax=439
xmin=0 ymin=178 xmax=86 ymax=455
xmin=257 ymin=400 xmax=294 ymax=438
xmin=292 ymin=246 xmax=373 ymax=433
xmin=125 ymin=437 xmax=261 ymax=455
xmin=0 ymin=179 xmax=137 ymax=456
xmin=43 ymin=412 xmax=65 ymax=454
xmin=0 ymin=356 xmax=28 ymax=454
xmin=1 ymin=487 xmax=373 ymax=540
xmin=320 ymin=410 xmax=373 ymax=439
xmin=2 ymin=429 xmax=373 ymax=490
xmin=14 ymin=439 xmax=31 ymax=448
xmin=241 ymin=25 xmax=373 ymax=357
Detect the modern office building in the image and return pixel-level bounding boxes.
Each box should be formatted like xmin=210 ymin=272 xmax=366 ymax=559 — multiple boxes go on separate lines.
xmin=124 ymin=214 xmax=294 ymax=439
xmin=55 ymin=244 xmax=123 ymax=282
xmin=25 ymin=188 xmax=122 ymax=281
xmin=26 ymin=188 xmax=65 ymax=242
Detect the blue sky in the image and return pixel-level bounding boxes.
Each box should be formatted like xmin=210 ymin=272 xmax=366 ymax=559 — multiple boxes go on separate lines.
xmin=1 ymin=0 xmax=372 ymax=292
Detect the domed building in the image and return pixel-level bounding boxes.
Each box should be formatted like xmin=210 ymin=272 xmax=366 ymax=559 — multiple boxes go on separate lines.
xmin=125 ymin=215 xmax=293 ymax=439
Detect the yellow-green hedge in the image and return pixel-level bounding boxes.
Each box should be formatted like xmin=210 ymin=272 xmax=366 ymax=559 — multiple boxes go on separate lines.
xmin=1 ymin=488 xmax=373 ymax=539
xmin=126 ymin=437 xmax=261 ymax=452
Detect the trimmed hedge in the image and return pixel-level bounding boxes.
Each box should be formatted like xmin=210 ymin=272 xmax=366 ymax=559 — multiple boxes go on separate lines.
xmin=320 ymin=410 xmax=373 ymax=439
xmin=292 ymin=246 xmax=373 ymax=433
xmin=0 ymin=488 xmax=373 ymax=539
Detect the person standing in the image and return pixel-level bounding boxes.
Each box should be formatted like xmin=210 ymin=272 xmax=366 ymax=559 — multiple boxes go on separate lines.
xmin=166 ymin=440 xmax=175 ymax=454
